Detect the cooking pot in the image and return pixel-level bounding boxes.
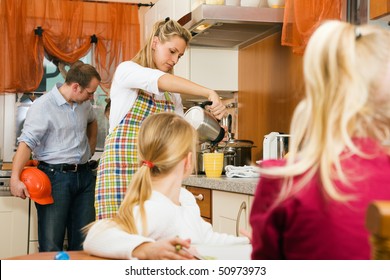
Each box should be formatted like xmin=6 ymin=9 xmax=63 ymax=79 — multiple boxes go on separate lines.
xmin=184 ymin=101 xmax=225 ymax=145
xmin=197 ymin=139 xmax=254 ymax=173
xmin=218 ymin=139 xmax=254 ymax=169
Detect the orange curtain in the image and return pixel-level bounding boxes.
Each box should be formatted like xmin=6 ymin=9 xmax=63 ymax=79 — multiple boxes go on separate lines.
xmin=281 ymin=0 xmax=342 ymax=54
xmin=0 ymin=0 xmax=45 ymax=92
xmin=0 ymin=0 xmax=140 ymax=93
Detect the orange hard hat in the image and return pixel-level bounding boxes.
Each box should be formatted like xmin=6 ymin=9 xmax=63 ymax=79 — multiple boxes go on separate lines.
xmin=20 ymin=168 xmax=54 ymax=205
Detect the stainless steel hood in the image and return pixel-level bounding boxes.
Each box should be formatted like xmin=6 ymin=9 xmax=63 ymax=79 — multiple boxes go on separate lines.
xmin=178 ymin=4 xmax=284 ymax=49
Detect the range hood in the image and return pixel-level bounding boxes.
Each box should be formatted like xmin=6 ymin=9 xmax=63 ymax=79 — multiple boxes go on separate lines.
xmin=178 ymin=4 xmax=284 ymax=49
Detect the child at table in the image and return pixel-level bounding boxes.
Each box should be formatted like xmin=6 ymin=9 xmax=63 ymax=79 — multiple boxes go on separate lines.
xmin=84 ymin=113 xmax=249 ymax=259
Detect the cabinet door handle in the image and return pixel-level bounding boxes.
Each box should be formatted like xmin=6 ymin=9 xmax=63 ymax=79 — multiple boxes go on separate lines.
xmin=193 ymin=193 xmax=204 ymax=201
xmin=236 ymin=201 xmax=247 ymax=237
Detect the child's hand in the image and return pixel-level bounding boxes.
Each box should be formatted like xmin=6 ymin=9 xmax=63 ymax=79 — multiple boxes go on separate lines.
xmin=239 ymin=228 xmax=252 ymax=243
xmin=133 ymin=237 xmax=195 ymax=260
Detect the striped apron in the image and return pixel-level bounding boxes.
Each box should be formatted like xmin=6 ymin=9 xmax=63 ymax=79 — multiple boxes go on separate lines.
xmin=95 ymin=90 xmax=175 ymax=219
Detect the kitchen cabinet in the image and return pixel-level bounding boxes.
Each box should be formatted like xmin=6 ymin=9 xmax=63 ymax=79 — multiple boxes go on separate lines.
xmin=0 ymin=196 xmax=29 ymax=258
xmin=188 ymin=47 xmax=238 ymax=91
xmin=143 ymin=0 xmax=191 ymax=41
xmin=174 ymin=46 xmax=239 ymax=92
xmin=175 ymin=46 xmax=238 ymax=91
xmin=185 ymin=186 xmax=212 ymax=223
xmin=370 ymin=0 xmax=390 ymax=20
xmin=212 ymin=190 xmax=253 ymax=236
xmin=28 ymin=202 xmax=39 ymax=254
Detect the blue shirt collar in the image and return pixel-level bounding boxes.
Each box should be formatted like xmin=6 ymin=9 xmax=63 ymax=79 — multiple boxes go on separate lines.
xmin=52 ymin=82 xmax=78 ymax=109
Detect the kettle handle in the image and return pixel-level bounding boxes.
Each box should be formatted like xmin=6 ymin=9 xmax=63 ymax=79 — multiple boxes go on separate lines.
xmin=200 ymin=101 xmax=212 ymax=109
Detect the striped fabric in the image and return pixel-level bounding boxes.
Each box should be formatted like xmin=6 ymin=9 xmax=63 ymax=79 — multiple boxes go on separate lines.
xmin=95 ymin=90 xmax=175 ymax=220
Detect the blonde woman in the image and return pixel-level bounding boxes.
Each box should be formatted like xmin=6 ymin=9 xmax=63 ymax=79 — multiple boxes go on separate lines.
xmin=95 ymin=18 xmax=227 ymax=220
xmin=84 ymin=113 xmax=248 ymax=259
xmin=250 ymin=20 xmax=390 ymax=260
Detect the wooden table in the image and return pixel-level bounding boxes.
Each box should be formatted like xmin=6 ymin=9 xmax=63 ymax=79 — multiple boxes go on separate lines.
xmin=6 ymin=251 xmax=106 ymax=260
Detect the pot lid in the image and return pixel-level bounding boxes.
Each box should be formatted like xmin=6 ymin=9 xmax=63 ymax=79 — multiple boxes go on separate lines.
xmin=218 ymin=139 xmax=254 ymax=148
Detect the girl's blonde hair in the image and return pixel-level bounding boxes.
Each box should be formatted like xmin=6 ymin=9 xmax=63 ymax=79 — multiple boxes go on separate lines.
xmin=132 ymin=18 xmax=192 ymax=74
xmin=113 ymin=112 xmax=197 ymax=235
xmin=261 ymin=20 xmax=390 ymax=203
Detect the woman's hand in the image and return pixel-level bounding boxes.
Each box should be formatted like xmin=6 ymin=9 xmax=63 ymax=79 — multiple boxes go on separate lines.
xmin=208 ymin=91 xmax=227 ymax=120
xmin=132 ymin=237 xmax=196 ymax=260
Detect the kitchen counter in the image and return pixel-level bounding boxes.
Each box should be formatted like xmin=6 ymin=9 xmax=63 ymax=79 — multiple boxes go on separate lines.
xmin=1 ymin=162 xmax=12 ymax=170
xmin=183 ymin=175 xmax=259 ymax=195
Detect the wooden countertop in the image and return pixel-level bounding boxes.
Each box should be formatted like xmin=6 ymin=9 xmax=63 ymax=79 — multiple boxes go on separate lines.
xmin=1 ymin=162 xmax=12 ymax=170
xmin=5 ymin=251 xmax=106 ymax=260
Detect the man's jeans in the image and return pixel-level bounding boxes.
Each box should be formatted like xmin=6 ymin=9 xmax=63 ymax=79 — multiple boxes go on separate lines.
xmin=35 ymin=165 xmax=96 ymax=252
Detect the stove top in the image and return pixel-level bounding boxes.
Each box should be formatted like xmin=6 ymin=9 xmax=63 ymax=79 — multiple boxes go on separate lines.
xmin=0 ymin=170 xmax=11 ymax=192
xmin=0 ymin=170 xmax=12 ymax=177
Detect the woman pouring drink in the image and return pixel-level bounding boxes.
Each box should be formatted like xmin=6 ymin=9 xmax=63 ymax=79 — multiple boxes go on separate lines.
xmin=95 ymin=18 xmax=227 ymax=220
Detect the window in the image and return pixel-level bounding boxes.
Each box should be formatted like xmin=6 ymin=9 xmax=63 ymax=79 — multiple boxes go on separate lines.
xmin=16 ymin=51 xmax=109 ymax=153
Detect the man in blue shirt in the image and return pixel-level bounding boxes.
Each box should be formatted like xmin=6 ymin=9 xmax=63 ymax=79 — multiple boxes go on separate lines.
xmin=10 ymin=63 xmax=101 ymax=252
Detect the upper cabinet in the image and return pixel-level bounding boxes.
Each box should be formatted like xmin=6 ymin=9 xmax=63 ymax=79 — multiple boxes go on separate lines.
xmin=370 ymin=0 xmax=390 ymax=20
xmin=186 ymin=47 xmax=238 ymax=91
xmin=144 ymin=0 xmax=192 ymax=41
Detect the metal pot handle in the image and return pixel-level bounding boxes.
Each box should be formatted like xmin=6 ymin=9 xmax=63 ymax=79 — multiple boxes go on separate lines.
xmin=200 ymin=101 xmax=212 ymax=109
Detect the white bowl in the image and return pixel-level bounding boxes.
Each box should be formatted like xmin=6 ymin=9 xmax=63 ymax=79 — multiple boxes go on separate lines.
xmin=240 ymin=0 xmax=260 ymax=7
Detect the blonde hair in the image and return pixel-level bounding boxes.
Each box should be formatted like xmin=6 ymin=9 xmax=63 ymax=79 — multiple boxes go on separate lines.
xmin=132 ymin=18 xmax=192 ymax=74
xmin=261 ymin=20 xmax=390 ymax=203
xmin=113 ymin=112 xmax=197 ymax=235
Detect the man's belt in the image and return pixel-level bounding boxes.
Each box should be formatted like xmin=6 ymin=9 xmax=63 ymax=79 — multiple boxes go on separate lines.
xmin=39 ymin=161 xmax=89 ymax=173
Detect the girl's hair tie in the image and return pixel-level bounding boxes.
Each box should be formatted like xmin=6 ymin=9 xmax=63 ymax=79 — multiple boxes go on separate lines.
xmin=142 ymin=160 xmax=154 ymax=168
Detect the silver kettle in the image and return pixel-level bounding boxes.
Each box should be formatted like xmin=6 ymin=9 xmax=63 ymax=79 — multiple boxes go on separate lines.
xmin=263 ymin=132 xmax=290 ymax=160
xmin=184 ymin=101 xmax=225 ymax=145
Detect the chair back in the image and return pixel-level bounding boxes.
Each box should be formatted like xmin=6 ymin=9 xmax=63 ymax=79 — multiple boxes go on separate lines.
xmin=366 ymin=201 xmax=390 ymax=260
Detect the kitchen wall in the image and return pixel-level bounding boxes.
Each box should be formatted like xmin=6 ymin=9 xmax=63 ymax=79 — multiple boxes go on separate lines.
xmin=237 ymin=32 xmax=304 ymax=162
xmin=1 ymin=94 xmax=17 ymax=162
xmin=0 ymin=95 xmax=4 ymax=162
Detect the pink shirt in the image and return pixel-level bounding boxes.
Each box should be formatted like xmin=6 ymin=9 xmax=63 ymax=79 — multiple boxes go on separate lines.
xmin=250 ymin=138 xmax=390 ymax=259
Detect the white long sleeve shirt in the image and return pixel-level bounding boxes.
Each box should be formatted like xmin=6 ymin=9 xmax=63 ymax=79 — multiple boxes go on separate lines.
xmin=84 ymin=188 xmax=249 ymax=259
xmin=109 ymin=61 xmax=184 ymax=133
